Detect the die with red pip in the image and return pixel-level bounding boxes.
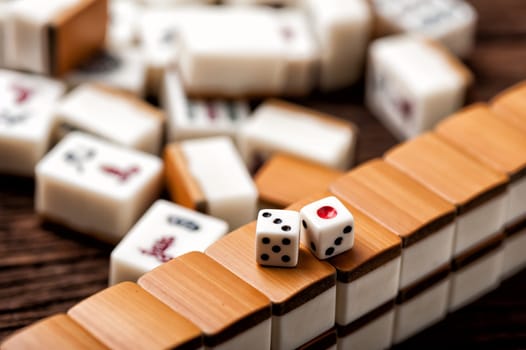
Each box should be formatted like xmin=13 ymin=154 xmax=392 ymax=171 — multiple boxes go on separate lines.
xmin=256 ymin=209 xmax=300 ymax=267
xmin=300 ymin=196 xmax=354 ymax=260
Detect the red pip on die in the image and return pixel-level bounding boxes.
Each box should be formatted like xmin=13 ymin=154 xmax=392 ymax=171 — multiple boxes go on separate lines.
xmin=300 ymin=196 xmax=355 ymax=260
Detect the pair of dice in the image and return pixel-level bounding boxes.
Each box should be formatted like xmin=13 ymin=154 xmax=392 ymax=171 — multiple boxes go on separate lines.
xmin=256 ymin=196 xmax=355 ymax=267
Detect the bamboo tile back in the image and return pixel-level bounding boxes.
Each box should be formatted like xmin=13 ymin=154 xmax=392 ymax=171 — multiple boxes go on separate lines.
xmin=491 ymin=81 xmax=526 ymax=134
xmin=138 ymin=252 xmax=270 ymax=343
xmin=330 ymin=159 xmax=455 ymax=246
xmin=68 ymin=282 xmax=202 ymax=350
xmin=435 ymin=103 xmax=526 ymax=180
xmin=255 ymin=154 xmax=343 ymax=208
xmin=164 ymin=144 xmax=206 ymax=212
xmin=0 ymin=314 xmax=107 ymax=350
xmin=385 ymin=133 xmax=508 ymax=212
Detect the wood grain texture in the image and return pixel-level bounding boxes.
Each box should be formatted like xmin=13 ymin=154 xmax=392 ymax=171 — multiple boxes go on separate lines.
xmin=1 ymin=1 xmax=525 ymax=348
xmin=205 ymin=222 xmax=335 ymax=315
xmin=138 ymin=252 xmax=270 ymax=345
xmin=491 ymin=81 xmax=526 ymax=134
xmin=385 ymin=133 xmax=508 ymax=213
xmin=50 ymin=0 xmax=107 ymax=76
xmin=435 ymin=103 xmax=526 ymax=180
xmin=68 ymin=282 xmax=202 ymax=350
xmin=287 ymin=192 xmax=401 ymax=283
xmin=330 ymin=160 xmax=456 ymax=246
xmin=1 ymin=314 xmax=107 ymax=350
xmin=164 ymin=144 xmax=206 ymax=212
xmin=255 ymin=154 xmax=343 ymax=208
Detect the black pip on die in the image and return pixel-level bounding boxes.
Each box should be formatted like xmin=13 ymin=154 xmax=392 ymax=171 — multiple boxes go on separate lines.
xmin=256 ymin=209 xmax=300 ymax=267
xmin=300 ymin=196 xmax=354 ymax=260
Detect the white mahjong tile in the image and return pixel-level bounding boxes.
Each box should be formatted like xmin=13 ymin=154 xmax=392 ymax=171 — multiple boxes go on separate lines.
xmin=138 ymin=8 xmax=198 ymax=96
xmin=238 ymin=100 xmax=356 ymax=171
xmin=107 ymin=0 xmax=140 ymax=50
xmin=162 ymin=71 xmax=250 ymax=141
xmin=302 ymin=0 xmax=372 ymax=91
xmin=65 ymin=49 xmax=147 ymax=96
xmin=0 ymin=69 xmax=65 ymax=175
xmin=178 ymin=7 xmax=288 ymax=97
xmin=223 ymin=0 xmax=298 ymax=7
xmin=4 ymin=0 xmax=83 ymax=73
xmin=372 ymin=0 xmax=477 ymax=57
xmin=366 ymin=35 xmax=471 ymax=140
xmin=180 ymin=136 xmax=258 ymax=229
xmin=36 ymin=132 xmax=163 ymax=242
xmin=277 ymin=9 xmax=319 ymax=96
xmin=110 ymin=199 xmax=228 ymax=285
xmin=54 ymin=84 xmax=164 ymax=154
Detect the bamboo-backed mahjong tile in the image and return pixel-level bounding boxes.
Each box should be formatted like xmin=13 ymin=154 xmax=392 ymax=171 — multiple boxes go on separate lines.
xmin=287 ymin=191 xmax=401 ymax=326
xmin=238 ymin=99 xmax=358 ymax=172
xmin=255 ymin=154 xmax=343 ymax=208
xmin=435 ymin=103 xmax=526 ymax=226
xmin=491 ymin=81 xmax=526 ymax=134
xmin=0 ymin=314 xmax=108 ymax=350
xmin=54 ymin=83 xmax=164 ymax=154
xmin=6 ymin=0 xmax=107 ymax=76
xmin=68 ymin=282 xmax=202 ymax=350
xmin=385 ymin=132 xmax=508 ymax=256
xmin=205 ymin=222 xmax=336 ymax=350
xmin=449 ymin=233 xmax=504 ymax=312
xmin=164 ymin=137 xmax=258 ymax=229
xmin=139 ymin=252 xmax=271 ymax=349
xmin=330 ymin=159 xmax=456 ymax=289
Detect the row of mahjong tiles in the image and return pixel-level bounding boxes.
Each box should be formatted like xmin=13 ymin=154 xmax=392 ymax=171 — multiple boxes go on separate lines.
xmin=2 ymin=81 xmax=526 ymax=349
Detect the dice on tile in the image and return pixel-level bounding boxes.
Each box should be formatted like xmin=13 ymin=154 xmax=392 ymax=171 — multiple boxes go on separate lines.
xmin=54 ymin=83 xmax=164 ymax=154
xmin=256 ymin=209 xmax=300 ymax=267
xmin=110 ymin=199 xmax=228 ymax=285
xmin=36 ymin=132 xmax=163 ymax=243
xmin=4 ymin=0 xmax=107 ymax=75
xmin=366 ymin=34 xmax=473 ymax=140
xmin=0 ymin=69 xmax=66 ymax=176
xmin=302 ymin=0 xmax=372 ymax=91
xmin=300 ymin=196 xmax=355 ymax=260
xmin=162 ymin=70 xmax=250 ymax=142
xmin=65 ymin=48 xmax=147 ymax=97
xmin=370 ymin=0 xmax=477 ymax=58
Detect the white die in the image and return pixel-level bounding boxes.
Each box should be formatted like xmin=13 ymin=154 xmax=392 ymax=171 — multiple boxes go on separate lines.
xmin=0 ymin=69 xmax=65 ymax=176
xmin=110 ymin=199 xmax=228 ymax=285
xmin=256 ymin=209 xmax=300 ymax=267
xmin=300 ymin=196 xmax=354 ymax=260
xmin=35 ymin=132 xmax=163 ymax=243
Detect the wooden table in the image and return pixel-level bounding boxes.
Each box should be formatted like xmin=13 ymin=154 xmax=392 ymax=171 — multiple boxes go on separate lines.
xmin=1 ymin=0 xmax=525 ymax=347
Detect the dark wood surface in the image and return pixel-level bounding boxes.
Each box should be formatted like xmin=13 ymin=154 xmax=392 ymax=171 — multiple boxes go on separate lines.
xmin=1 ymin=0 xmax=525 ymax=347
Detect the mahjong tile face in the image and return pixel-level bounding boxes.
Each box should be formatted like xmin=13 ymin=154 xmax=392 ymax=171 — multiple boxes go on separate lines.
xmin=38 ymin=132 xmax=161 ymax=199
xmin=0 ymin=70 xmax=65 ymax=175
xmin=0 ymin=70 xmax=65 ymax=132
xmin=110 ymin=199 xmax=228 ymax=284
